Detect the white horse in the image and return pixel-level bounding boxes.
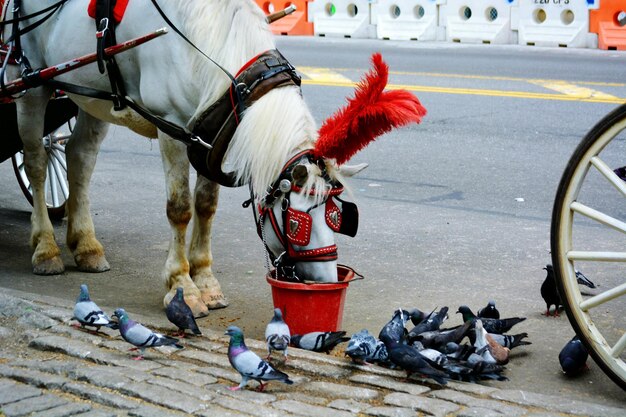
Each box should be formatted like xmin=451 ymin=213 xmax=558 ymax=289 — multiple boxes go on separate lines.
xmin=3 ymin=0 xmax=425 ymax=317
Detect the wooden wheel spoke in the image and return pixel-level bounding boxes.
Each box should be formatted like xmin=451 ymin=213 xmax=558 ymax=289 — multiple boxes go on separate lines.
xmin=579 ymin=282 xmax=626 ymax=311
xmin=570 ymin=202 xmax=626 ymax=234
xmin=590 ymin=156 xmax=626 ymax=198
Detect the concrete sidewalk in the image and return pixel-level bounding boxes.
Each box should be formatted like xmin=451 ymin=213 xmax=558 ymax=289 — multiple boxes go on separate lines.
xmin=0 ymin=289 xmax=623 ymax=417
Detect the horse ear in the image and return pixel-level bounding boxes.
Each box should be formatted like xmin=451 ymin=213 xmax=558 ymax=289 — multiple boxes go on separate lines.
xmin=339 ymin=163 xmax=368 ymax=178
xmin=292 ymin=164 xmax=309 ymax=185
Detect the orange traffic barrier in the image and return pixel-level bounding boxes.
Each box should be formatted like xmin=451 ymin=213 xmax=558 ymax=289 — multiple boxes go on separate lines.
xmin=590 ymin=0 xmax=626 ymax=50
xmin=256 ymin=0 xmax=314 ymax=36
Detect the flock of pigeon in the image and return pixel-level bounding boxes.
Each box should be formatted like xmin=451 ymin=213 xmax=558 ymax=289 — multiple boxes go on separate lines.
xmin=343 ymin=303 xmax=530 ymax=385
xmin=70 ymin=263 xmax=594 ymax=392
xmin=72 ymin=284 xmax=348 ymax=391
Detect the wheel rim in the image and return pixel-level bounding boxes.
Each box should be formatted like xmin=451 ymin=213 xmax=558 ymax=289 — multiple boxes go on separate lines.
xmin=12 ymin=119 xmax=73 ymax=214
xmin=552 ymin=106 xmax=626 ymax=389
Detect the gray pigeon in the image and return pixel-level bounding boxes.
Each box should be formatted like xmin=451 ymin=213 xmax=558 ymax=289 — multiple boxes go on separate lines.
xmin=411 ymin=320 xmax=472 ymax=351
xmin=265 ymin=308 xmax=290 ymax=360
xmin=72 ymin=284 xmax=118 ymax=332
xmin=385 ymin=338 xmax=450 ymax=385
xmin=407 ymin=306 xmax=448 ymax=341
xmin=291 ymin=331 xmax=350 ymax=353
xmin=559 ymin=335 xmax=589 ymax=375
xmin=166 ymin=287 xmax=202 ymax=337
xmin=408 ymin=307 xmax=435 ymax=326
xmin=457 ymin=305 xmax=526 ymax=334
xmin=345 ymin=329 xmax=389 ymax=365
xmin=477 ymin=300 xmax=500 ymax=319
xmin=472 ymin=320 xmax=497 ymax=364
xmin=379 ymin=308 xmax=412 ymax=345
xmin=487 ymin=332 xmax=531 ymax=349
xmin=226 ymin=326 xmax=293 ymax=391
xmin=112 ymin=308 xmax=182 ymax=360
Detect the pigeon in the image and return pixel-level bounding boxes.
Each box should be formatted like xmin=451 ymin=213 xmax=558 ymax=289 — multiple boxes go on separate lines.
xmin=444 ymin=342 xmax=476 ymax=361
xmin=559 ymin=335 xmax=589 ymax=375
xmin=575 ymin=269 xmax=596 ymax=289
xmin=541 ymin=264 xmax=562 ymax=316
xmin=472 ymin=320 xmax=498 ymax=364
xmin=486 ymin=333 xmax=510 ymax=365
xmin=379 ymin=308 xmax=412 ymax=345
xmin=112 ymin=308 xmax=182 ymax=360
xmin=408 ymin=307 xmax=435 ymax=326
xmin=411 ymin=320 xmax=472 ymax=350
xmin=344 ymin=329 xmax=389 ymax=365
xmin=477 ymin=300 xmax=500 ymax=319
xmin=385 ymin=338 xmax=449 ymax=385
xmin=615 ymin=165 xmax=626 ymax=181
xmin=166 ymin=287 xmax=202 ymax=338
xmin=265 ymin=308 xmax=290 ymax=360
xmin=407 ymin=307 xmax=448 ymax=340
xmin=225 ymin=326 xmax=293 ymax=391
xmin=457 ymin=305 xmax=526 ymax=334
xmin=72 ymin=284 xmax=118 ymax=332
xmin=291 ymin=331 xmax=349 ymax=353
xmin=542 ymin=264 xmax=596 ymax=316
xmin=487 ymin=332 xmax=531 ymax=349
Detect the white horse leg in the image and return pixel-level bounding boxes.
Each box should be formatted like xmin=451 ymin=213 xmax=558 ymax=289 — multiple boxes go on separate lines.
xmin=159 ymin=133 xmax=208 ymax=318
xmin=189 ymin=176 xmax=228 ymax=309
xmin=65 ymin=110 xmax=110 ymax=272
xmin=16 ymin=92 xmax=64 ymax=274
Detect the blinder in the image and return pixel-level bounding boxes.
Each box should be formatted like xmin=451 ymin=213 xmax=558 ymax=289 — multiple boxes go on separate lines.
xmin=250 ymin=149 xmax=360 ymax=280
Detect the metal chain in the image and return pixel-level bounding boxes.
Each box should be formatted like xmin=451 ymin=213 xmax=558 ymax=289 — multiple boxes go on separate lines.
xmin=258 ymin=212 xmax=275 ymax=280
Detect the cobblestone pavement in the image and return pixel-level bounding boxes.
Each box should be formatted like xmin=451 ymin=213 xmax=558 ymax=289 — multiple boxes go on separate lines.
xmin=0 ymin=289 xmax=623 ymax=417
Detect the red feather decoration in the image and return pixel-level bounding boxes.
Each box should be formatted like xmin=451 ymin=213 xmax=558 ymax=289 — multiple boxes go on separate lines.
xmin=313 ymin=53 xmax=427 ymax=165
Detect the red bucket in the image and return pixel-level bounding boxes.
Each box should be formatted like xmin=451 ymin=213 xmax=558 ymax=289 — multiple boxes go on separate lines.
xmin=266 ymin=265 xmax=362 ymax=335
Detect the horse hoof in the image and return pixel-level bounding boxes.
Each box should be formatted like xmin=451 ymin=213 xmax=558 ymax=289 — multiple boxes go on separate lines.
xmin=202 ymin=291 xmax=229 ymax=310
xmin=33 ymin=256 xmax=65 ymax=275
xmin=76 ymin=253 xmax=110 ymax=272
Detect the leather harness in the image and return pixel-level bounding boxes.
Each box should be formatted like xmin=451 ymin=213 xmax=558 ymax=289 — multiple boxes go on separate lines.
xmin=189 ymin=49 xmax=301 ymax=187
xmin=1 ymin=0 xmax=302 ymax=188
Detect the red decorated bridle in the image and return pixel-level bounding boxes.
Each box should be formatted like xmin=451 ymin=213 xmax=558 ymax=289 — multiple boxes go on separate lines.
xmin=248 ymin=150 xmax=358 ymax=280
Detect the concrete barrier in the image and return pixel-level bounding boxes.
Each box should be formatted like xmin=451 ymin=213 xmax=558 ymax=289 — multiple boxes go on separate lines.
xmin=590 ymin=0 xmax=626 ymax=50
xmin=445 ymin=0 xmax=518 ymax=44
xmin=373 ymin=0 xmax=443 ymax=41
xmin=518 ymin=0 xmax=598 ymax=48
xmin=308 ymin=0 xmax=376 ymax=38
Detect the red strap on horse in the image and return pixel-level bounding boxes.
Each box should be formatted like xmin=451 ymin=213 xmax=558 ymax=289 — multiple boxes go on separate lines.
xmin=87 ymin=0 xmax=129 ymax=23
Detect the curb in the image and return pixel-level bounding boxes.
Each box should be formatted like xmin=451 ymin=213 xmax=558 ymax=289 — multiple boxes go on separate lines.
xmin=0 ymin=288 xmax=623 ymax=417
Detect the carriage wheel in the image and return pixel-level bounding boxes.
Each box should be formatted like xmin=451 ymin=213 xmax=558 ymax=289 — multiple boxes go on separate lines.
xmin=551 ymin=103 xmax=626 ymax=389
xmin=11 ymin=117 xmax=75 ymax=220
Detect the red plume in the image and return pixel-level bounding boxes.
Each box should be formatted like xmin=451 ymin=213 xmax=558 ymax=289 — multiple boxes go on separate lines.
xmin=313 ymin=53 xmax=427 ymax=165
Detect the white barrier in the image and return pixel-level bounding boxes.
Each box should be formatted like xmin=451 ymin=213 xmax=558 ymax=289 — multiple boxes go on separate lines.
xmin=445 ymin=0 xmax=518 ymax=44
xmin=373 ymin=0 xmax=443 ymax=41
xmin=518 ymin=0 xmax=598 ymax=48
xmin=308 ymin=0 xmax=376 ymax=38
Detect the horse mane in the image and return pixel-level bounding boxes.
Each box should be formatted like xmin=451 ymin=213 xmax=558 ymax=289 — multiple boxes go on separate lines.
xmin=177 ymin=0 xmax=274 ymax=121
xmin=227 ymin=88 xmax=320 ymax=197
xmin=171 ymin=0 xmax=326 ymax=198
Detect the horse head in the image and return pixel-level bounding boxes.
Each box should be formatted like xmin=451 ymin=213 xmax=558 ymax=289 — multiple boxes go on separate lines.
xmin=259 ymin=53 xmax=427 ymax=282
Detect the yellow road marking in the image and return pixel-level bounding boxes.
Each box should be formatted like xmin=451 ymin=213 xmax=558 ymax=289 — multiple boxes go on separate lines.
xmin=529 ymin=80 xmax=620 ymax=101
xmin=320 ymin=68 xmax=626 ymax=88
xmin=300 ymin=79 xmax=626 ymax=104
xmin=298 ymin=67 xmax=353 ymax=83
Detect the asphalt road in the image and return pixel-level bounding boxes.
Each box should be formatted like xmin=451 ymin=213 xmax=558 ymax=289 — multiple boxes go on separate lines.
xmin=1 ymin=37 xmax=625 ymax=406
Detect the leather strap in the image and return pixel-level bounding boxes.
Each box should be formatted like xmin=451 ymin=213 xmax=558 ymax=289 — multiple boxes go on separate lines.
xmin=189 ymin=49 xmax=301 ymax=187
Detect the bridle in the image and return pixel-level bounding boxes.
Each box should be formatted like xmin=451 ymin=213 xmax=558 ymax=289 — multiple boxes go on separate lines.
xmin=246 ymin=150 xmax=359 ymax=281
